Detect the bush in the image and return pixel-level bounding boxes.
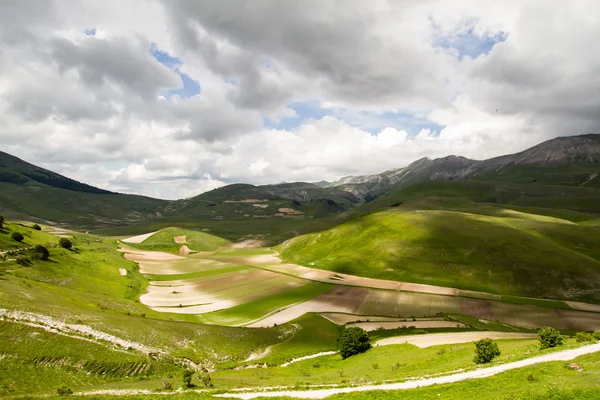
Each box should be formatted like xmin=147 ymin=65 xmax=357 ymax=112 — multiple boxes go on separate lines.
xmin=59 ymin=237 xmax=73 ymax=249
xmin=538 ymin=327 xmax=564 ymax=349
xmin=593 ymin=331 xmax=600 ymax=341
xmin=11 ymin=232 xmax=24 ymax=242
xmin=182 ymin=369 xmax=194 ymax=388
xmin=0 ymin=215 xmax=4 ymax=229
xmin=56 ymin=384 xmax=73 ymax=396
xmin=200 ymin=372 xmax=213 ymax=387
xmin=32 ymin=224 xmax=41 ymax=231
xmin=575 ymin=332 xmax=596 ymax=343
xmin=473 ymin=338 xmax=501 ymax=364
xmin=33 ymin=245 xmax=49 ymax=260
xmin=339 ymin=327 xmax=371 ymax=359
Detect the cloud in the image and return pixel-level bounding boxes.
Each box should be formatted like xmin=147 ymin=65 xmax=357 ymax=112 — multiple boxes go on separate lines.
xmin=0 ymin=0 xmax=599 ymax=200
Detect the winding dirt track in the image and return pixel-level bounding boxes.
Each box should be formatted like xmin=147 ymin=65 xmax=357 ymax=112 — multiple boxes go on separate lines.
xmin=218 ymin=343 xmax=600 ymax=399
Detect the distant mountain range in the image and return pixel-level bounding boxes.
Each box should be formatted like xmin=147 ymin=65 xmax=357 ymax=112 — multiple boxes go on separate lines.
xmin=1 ymin=134 xmax=599 ymax=231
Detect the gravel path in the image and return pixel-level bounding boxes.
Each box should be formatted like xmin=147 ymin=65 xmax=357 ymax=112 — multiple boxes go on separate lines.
xmin=218 ymin=342 xmax=600 ymax=399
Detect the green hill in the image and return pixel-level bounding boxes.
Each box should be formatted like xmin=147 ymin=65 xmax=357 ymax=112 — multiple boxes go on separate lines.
xmin=279 ymin=207 xmax=600 ymax=302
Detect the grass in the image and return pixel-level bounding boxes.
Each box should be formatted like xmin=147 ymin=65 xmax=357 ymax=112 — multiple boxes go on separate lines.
xmin=279 ymin=208 xmax=600 ymax=302
xmin=214 ymin=335 xmax=588 ymax=389
xmin=0 ymin=321 xmax=180 ymax=396
xmin=202 ymin=283 xmax=333 ymax=326
xmin=0 ymin=222 xmax=59 ymax=251
xmin=327 ymin=351 xmax=600 ymax=400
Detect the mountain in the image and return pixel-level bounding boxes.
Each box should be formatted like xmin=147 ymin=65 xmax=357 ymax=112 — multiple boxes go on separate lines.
xmin=328 ymin=134 xmax=600 ymax=201
xmin=0 ymin=151 xmax=113 ymax=194
xmin=1 ymin=134 xmax=599 ymax=232
xmin=0 ymin=151 xmax=168 ymax=228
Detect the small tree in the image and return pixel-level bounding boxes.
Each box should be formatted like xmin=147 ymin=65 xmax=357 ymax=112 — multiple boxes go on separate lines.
xmin=11 ymin=232 xmax=24 ymax=242
xmin=59 ymin=237 xmax=73 ymax=250
xmin=473 ymin=338 xmax=501 ymax=364
xmin=33 ymin=245 xmax=50 ymax=260
xmin=182 ymin=369 xmax=194 ymax=388
xmin=200 ymin=372 xmax=213 ymax=387
xmin=56 ymin=384 xmax=73 ymax=396
xmin=538 ymin=327 xmax=563 ymax=349
xmin=32 ymin=224 xmax=42 ymax=231
xmin=339 ymin=327 xmax=371 ymax=359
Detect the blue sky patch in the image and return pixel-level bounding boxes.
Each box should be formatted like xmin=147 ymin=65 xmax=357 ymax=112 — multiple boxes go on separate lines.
xmin=84 ymin=28 xmax=96 ymax=36
xmin=264 ymin=100 xmax=443 ymax=137
xmin=432 ymin=19 xmax=507 ymax=60
xmin=150 ymin=43 xmax=200 ymax=99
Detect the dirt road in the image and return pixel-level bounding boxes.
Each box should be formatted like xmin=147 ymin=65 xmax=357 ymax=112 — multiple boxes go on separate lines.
xmin=218 ymin=342 xmax=600 ymax=399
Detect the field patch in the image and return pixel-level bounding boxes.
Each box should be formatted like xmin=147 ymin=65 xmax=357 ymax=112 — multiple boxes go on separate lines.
xmin=348 ymin=320 xmax=467 ymax=331
xmin=202 ymin=282 xmax=333 ymax=326
xmin=248 ymin=286 xmax=369 ymax=328
xmin=142 ymin=268 xmax=307 ymax=314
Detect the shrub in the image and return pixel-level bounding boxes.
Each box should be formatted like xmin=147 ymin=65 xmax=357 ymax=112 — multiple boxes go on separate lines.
xmin=338 ymin=327 xmax=371 ymax=359
xmin=593 ymin=331 xmax=600 ymax=341
xmin=56 ymin=384 xmax=73 ymax=396
xmin=538 ymin=327 xmax=564 ymax=349
xmin=200 ymin=372 xmax=213 ymax=387
xmin=473 ymin=338 xmax=501 ymax=364
xmin=161 ymin=380 xmax=173 ymax=391
xmin=33 ymin=245 xmax=49 ymax=260
xmin=32 ymin=224 xmax=42 ymax=231
xmin=11 ymin=232 xmax=24 ymax=242
xmin=0 ymin=215 xmax=4 ymax=229
xmin=575 ymin=332 xmax=596 ymax=343
xmin=59 ymin=237 xmax=73 ymax=249
xmin=182 ymin=369 xmax=194 ymax=388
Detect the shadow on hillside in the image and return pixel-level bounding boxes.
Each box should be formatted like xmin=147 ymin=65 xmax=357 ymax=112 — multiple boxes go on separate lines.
xmin=394 ymin=210 xmax=600 ymax=303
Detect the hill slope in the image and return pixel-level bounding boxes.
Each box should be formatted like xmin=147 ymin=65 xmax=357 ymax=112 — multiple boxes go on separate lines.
xmin=279 ymin=207 xmax=600 ymax=302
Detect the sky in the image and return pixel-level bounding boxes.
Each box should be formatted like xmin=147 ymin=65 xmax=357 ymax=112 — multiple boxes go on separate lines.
xmin=1 ymin=0 xmax=599 ymax=200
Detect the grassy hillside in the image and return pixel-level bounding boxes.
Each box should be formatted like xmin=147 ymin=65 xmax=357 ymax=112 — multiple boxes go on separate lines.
xmin=279 ymin=208 xmax=600 ymax=302
xmin=125 ymin=227 xmax=229 ymax=253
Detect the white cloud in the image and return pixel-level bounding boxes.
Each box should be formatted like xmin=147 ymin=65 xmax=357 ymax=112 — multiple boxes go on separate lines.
xmin=0 ymin=1 xmax=599 ymax=199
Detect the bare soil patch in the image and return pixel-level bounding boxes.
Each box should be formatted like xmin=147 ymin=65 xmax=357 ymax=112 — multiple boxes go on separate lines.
xmin=460 ymin=298 xmax=494 ymax=319
xmin=566 ymin=301 xmax=600 ymax=313
xmin=375 ymin=331 xmax=537 ymax=348
xmin=121 ymin=231 xmax=158 ymax=244
xmin=179 ymin=245 xmax=191 ymax=256
xmin=174 ymin=235 xmax=186 ymax=244
xmin=118 ymin=268 xmax=127 ymax=276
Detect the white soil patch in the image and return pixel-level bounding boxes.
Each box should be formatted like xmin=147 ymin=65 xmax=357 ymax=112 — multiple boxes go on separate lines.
xmin=348 ymin=320 xmax=467 ymax=331
xmin=231 ymin=240 xmax=263 ymax=249
xmin=281 ymin=351 xmax=338 ymax=367
xmin=179 ymin=245 xmax=191 ymax=256
xmin=121 ymin=231 xmax=158 ymax=244
xmin=120 ymin=247 xmax=183 ymax=261
xmin=118 ymin=268 xmax=127 ymax=276
xmin=141 ymin=268 xmax=306 ymax=314
xmin=174 ymin=235 xmax=187 ymax=244
xmin=218 ymin=342 xmax=600 ymax=399
xmin=566 ymin=301 xmax=600 ymax=313
xmin=253 ymin=204 xmax=269 ymax=209
xmin=245 ymin=346 xmax=273 ymax=362
xmin=375 ymin=331 xmax=537 ymax=348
